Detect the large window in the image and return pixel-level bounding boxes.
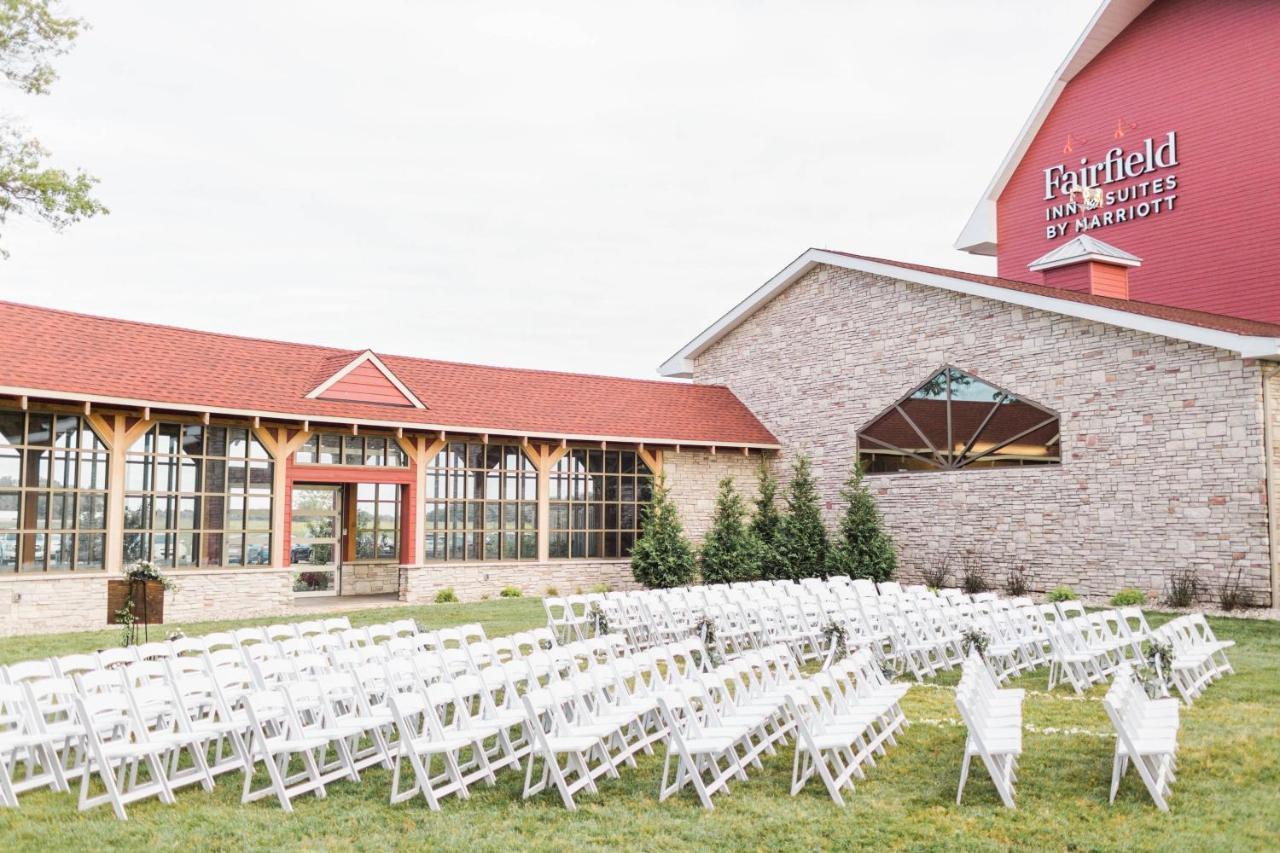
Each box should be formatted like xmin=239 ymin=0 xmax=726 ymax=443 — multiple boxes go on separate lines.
xmin=858 ymin=367 xmax=1060 ymax=474
xmin=423 ymin=442 xmax=536 ymax=562
xmin=549 ymin=449 xmax=653 ymax=559
xmin=353 ymin=483 xmax=401 ymax=560
xmin=293 ymin=432 xmax=407 ymax=467
xmin=124 ymin=423 xmax=274 ymax=567
xmin=0 ymin=411 xmax=108 ymax=572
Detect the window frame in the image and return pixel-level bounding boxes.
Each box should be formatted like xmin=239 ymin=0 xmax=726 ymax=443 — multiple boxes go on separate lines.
xmin=123 ymin=421 xmax=274 ymax=569
xmin=423 ymin=441 xmax=538 ymax=563
xmin=856 ymin=365 xmax=1061 ymax=475
xmin=292 ymin=432 xmax=408 ymax=468
xmin=547 ymin=447 xmax=653 ymax=560
xmin=0 ymin=408 xmax=109 ymax=573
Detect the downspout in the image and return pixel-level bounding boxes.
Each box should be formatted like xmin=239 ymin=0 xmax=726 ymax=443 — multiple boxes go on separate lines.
xmin=1263 ymin=363 xmax=1280 ymax=609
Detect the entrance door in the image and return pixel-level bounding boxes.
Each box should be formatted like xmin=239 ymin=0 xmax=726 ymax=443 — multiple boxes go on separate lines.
xmin=291 ymin=485 xmax=342 ymax=596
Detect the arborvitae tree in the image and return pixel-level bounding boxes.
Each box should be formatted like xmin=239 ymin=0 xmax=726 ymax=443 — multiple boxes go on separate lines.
xmin=630 ymin=475 xmax=696 ymax=589
xmin=751 ymin=461 xmax=786 ymax=580
xmin=776 ymin=454 xmax=830 ymax=580
xmin=699 ymin=477 xmax=762 ymax=585
xmin=827 ymin=459 xmax=898 ymax=581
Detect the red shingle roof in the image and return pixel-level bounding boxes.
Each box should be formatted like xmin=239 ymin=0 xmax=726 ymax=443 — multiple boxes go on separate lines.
xmin=0 ymin=301 xmax=778 ymax=447
xmin=825 ymin=251 xmax=1280 ymax=339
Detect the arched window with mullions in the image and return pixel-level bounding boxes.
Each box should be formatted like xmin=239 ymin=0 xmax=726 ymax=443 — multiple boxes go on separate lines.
xmin=858 ymin=367 xmax=1060 ymax=474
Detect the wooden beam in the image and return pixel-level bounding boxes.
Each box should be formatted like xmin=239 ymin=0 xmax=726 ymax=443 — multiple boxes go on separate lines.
xmin=395 ymin=434 xmax=420 ymax=464
xmin=202 ymin=411 xmax=211 ymax=425
xmin=252 ymin=415 xmax=260 ymax=428
xmin=396 ymin=426 xmax=403 ymax=439
xmin=637 ymin=446 xmax=663 ymax=478
xmin=252 ymin=426 xmax=281 ymax=459
xmin=83 ymin=401 xmax=92 ymax=416
xmin=351 ymin=423 xmax=359 ymax=436
xmin=742 ymin=446 xmax=750 ymax=456
xmin=142 ymin=406 xmax=150 ymax=420
xmin=19 ymin=395 xmax=27 ymax=411
xmin=86 ymin=413 xmax=116 ymax=450
xmin=438 ymin=430 xmax=446 ymax=442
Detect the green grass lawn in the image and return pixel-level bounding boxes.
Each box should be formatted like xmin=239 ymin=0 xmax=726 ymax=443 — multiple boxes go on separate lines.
xmin=1 ymin=600 xmax=1276 ymax=851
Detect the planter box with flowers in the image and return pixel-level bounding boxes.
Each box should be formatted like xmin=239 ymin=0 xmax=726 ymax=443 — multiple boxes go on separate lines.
xmin=107 ymin=562 xmax=178 ymax=638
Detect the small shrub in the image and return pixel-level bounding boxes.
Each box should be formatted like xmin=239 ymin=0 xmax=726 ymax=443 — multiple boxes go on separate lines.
xmin=1004 ymin=564 xmax=1030 ymax=597
xmin=544 ymin=586 xmax=558 ymax=597
xmin=630 ymin=476 xmax=696 ymax=588
xmin=1164 ymin=567 xmax=1200 ymax=608
xmin=1110 ymin=588 xmax=1146 ymax=607
xmin=1218 ymin=566 xmax=1255 ymax=612
xmin=959 ymin=553 xmax=989 ymax=595
xmin=919 ymin=550 xmax=951 ymax=590
xmin=433 ymin=587 xmax=458 ymax=604
xmin=1046 ymin=585 xmax=1077 ymax=603
xmin=499 ymin=586 xmax=522 ymax=598
xmin=590 ymin=583 xmax=613 ymax=594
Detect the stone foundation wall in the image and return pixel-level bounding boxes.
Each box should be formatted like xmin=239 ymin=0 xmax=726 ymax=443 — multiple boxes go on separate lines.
xmin=341 ymin=563 xmax=399 ymax=595
xmin=400 ymin=560 xmax=640 ymax=604
xmin=664 ymin=450 xmax=763 ymax=544
xmin=694 ymin=263 xmax=1275 ymax=606
xmin=0 ymin=568 xmax=295 ymax=637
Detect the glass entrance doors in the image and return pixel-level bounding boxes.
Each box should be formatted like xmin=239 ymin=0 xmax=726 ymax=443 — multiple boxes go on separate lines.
xmin=291 ymin=485 xmax=341 ymax=596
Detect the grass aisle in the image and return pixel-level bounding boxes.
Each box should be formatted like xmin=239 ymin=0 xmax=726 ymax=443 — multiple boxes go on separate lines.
xmin=1 ymin=602 xmax=1276 ymax=851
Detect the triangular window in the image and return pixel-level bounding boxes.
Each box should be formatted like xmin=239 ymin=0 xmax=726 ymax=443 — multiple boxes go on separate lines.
xmin=306 ymin=351 xmax=425 ymax=409
xmin=858 ymin=367 xmax=1059 ymax=473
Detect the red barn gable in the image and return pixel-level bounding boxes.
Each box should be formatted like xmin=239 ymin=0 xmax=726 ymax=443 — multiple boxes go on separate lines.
xmin=958 ymin=0 xmax=1280 ymax=323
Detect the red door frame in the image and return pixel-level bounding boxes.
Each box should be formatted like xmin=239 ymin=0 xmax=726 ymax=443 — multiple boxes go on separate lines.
xmin=283 ymin=459 xmax=417 ymax=568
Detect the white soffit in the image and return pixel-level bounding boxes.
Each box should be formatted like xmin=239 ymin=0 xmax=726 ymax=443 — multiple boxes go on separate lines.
xmin=954 ymin=0 xmax=1156 ymax=255
xmin=656 ymin=248 xmax=1280 ymax=377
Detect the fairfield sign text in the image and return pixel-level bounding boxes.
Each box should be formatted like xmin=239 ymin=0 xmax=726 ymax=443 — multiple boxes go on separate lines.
xmin=1041 ymin=131 xmax=1179 ymax=240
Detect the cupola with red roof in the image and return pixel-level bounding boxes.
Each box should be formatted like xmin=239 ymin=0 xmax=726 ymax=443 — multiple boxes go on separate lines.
xmin=1027 ymin=235 xmax=1141 ymax=300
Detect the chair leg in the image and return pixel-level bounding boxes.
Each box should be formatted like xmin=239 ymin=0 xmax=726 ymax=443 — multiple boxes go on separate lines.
xmin=956 ymin=749 xmax=972 ymax=805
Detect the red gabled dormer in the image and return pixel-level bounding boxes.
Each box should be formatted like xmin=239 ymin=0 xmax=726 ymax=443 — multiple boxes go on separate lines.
xmin=306 ymin=350 xmax=426 ymax=409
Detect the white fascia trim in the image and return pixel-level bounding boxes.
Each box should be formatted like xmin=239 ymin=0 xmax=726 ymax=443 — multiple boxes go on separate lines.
xmin=658 ymin=250 xmax=822 ymax=378
xmin=954 ymin=0 xmax=1155 ymax=253
xmin=305 ymin=349 xmax=427 ymax=409
xmin=0 ymin=384 xmax=781 ymax=450
xmin=1028 ymin=252 xmax=1142 ymax=272
xmin=656 ymin=248 xmax=1280 ymax=376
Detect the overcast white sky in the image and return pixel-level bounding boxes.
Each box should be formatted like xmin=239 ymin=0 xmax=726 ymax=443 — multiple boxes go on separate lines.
xmin=1 ymin=0 xmax=1099 ymax=379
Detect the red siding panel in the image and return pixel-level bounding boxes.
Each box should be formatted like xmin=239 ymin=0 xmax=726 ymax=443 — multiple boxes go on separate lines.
xmin=995 ymin=0 xmax=1280 ymax=322
xmin=320 ymin=360 xmax=415 ymax=407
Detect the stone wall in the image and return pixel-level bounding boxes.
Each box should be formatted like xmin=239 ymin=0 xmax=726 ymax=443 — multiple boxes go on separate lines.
xmin=341 ymin=563 xmax=399 ymax=595
xmin=693 ymin=263 xmax=1274 ymax=606
xmin=400 ymin=560 xmax=640 ymax=604
xmin=0 ymin=568 xmax=296 ymax=637
xmin=663 ymin=449 xmax=763 ymax=544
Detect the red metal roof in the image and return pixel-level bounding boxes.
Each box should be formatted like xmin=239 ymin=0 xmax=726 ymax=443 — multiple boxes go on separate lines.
xmin=825 ymin=250 xmax=1280 ymax=339
xmin=0 ymin=301 xmax=778 ymax=447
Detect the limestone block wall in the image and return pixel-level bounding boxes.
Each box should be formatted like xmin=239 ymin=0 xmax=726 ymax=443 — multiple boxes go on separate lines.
xmin=400 ymin=560 xmax=640 ymax=604
xmin=341 ymin=563 xmax=399 ymax=595
xmin=0 ymin=568 xmax=295 ymax=637
xmin=663 ymin=449 xmax=763 ymax=544
xmin=693 ymin=263 xmax=1275 ymax=606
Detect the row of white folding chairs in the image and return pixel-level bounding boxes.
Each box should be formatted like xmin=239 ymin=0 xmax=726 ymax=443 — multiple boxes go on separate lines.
xmin=785 ymin=650 xmax=910 ymax=806
xmin=1147 ymin=614 xmax=1234 ymax=705
xmin=955 ymin=650 xmax=1024 ymax=809
xmin=0 ymin=616 xmax=402 ymax=686
xmin=1046 ymin=608 xmax=1154 ymax=694
xmin=0 ymin=626 xmax=593 ymax=816
xmin=1103 ymin=663 xmax=1180 ymax=810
